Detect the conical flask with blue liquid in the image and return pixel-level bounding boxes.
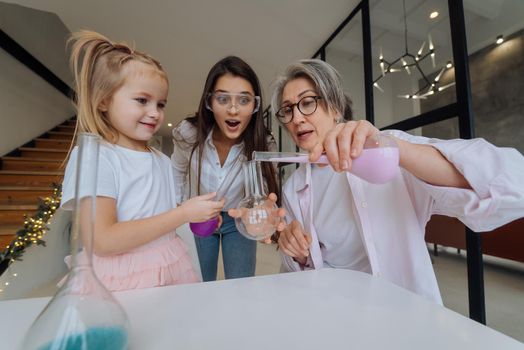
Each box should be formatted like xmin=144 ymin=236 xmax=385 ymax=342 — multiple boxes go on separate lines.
xmin=19 ymin=133 xmax=129 ymax=350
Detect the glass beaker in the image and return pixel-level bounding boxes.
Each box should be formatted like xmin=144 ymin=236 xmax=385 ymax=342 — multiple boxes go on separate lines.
xmin=19 ymin=133 xmax=129 ymax=350
xmin=234 ymin=160 xmax=278 ymax=240
xmin=350 ymin=132 xmax=399 ymax=184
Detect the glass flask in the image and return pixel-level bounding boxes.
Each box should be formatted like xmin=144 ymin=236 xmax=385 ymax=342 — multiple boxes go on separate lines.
xmin=20 ymin=133 xmax=129 ymax=350
xmin=189 ymin=155 xmax=245 ymax=237
xmin=349 ymin=132 xmax=399 ymax=184
xmin=253 ymin=132 xmax=399 ymax=184
xmin=234 ymin=160 xmax=278 ymax=240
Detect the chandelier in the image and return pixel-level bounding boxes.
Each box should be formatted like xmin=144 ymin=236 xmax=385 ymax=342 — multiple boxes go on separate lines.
xmin=373 ymin=0 xmax=455 ymax=99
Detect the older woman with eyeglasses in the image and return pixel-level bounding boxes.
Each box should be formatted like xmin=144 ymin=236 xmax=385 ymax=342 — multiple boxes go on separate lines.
xmin=270 ymin=59 xmax=524 ymax=304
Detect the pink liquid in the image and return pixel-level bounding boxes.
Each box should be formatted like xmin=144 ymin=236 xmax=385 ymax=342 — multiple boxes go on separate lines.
xmin=268 ymin=147 xmax=399 ymax=184
xmin=190 ymin=217 xmax=219 ymax=237
xmin=268 ymin=155 xmax=329 ymax=164
xmin=351 ymin=147 xmax=399 ymax=184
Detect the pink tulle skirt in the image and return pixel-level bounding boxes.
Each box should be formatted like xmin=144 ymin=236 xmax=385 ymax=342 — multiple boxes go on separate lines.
xmin=63 ymin=234 xmax=200 ymax=291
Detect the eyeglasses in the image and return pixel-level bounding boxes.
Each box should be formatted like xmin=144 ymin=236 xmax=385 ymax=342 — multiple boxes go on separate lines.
xmin=275 ymin=96 xmax=323 ymax=124
xmin=206 ymin=92 xmax=260 ymax=114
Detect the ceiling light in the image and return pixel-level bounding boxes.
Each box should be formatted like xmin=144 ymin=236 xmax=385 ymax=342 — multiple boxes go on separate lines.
xmin=429 ymin=11 xmax=439 ymax=19
xmin=496 ymin=35 xmax=504 ymax=45
xmin=167 ymin=123 xmax=173 ymax=127
xmin=374 ymin=0 xmax=453 ymax=99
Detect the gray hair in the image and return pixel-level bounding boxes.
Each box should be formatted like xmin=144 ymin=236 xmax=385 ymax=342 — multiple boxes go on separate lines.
xmin=270 ymin=59 xmax=353 ymax=122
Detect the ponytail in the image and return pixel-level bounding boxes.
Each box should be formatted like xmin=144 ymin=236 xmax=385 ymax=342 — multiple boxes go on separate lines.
xmin=67 ymin=30 xmax=167 ymax=144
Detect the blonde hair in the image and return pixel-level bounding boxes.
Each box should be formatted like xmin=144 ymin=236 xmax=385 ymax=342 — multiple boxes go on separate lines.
xmin=68 ymin=30 xmax=167 ymax=144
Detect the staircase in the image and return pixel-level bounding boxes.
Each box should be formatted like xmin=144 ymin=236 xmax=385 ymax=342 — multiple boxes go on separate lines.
xmin=0 ymin=119 xmax=75 ymax=250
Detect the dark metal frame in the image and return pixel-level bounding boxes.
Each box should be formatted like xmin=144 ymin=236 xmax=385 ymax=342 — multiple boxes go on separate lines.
xmin=0 ymin=29 xmax=74 ymax=98
xmin=361 ymin=0 xmax=375 ymax=125
xmin=448 ymin=0 xmax=485 ymax=324
xmin=275 ymin=96 xmax=324 ymax=124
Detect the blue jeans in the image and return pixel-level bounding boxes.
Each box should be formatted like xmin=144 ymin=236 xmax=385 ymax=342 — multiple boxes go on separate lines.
xmin=195 ymin=212 xmax=256 ymax=281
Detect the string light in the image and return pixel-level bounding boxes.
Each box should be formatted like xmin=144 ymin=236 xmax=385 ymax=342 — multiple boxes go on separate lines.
xmin=496 ymin=35 xmax=504 ymax=45
xmin=0 ymin=184 xmax=62 ymax=269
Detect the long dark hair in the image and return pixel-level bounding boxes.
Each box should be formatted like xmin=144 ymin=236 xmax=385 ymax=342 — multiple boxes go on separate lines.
xmin=183 ymin=56 xmax=278 ymax=196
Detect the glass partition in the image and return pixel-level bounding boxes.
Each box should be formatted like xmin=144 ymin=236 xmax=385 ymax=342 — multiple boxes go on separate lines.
xmin=370 ymin=0 xmax=455 ymax=130
xmin=325 ymin=12 xmax=366 ymax=122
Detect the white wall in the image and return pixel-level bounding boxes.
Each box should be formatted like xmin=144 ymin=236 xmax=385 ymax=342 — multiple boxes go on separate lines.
xmin=0 ymin=1 xmax=74 ymax=156
xmin=0 ymin=2 xmax=74 ymax=87
xmin=0 ymin=49 xmax=74 ymax=155
xmin=326 ymin=49 xmax=367 ymax=121
xmin=0 ymin=209 xmax=71 ymax=300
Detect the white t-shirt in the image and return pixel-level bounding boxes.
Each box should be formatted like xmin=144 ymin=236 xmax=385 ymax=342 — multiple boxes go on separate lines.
xmin=61 ymin=142 xmax=178 ymax=251
xmin=311 ymin=165 xmax=371 ymax=273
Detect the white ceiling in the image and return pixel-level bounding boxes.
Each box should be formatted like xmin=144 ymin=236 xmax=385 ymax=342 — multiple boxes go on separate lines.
xmin=4 ymin=0 xmax=523 ymax=136
xmin=4 ymin=0 xmax=360 ymax=136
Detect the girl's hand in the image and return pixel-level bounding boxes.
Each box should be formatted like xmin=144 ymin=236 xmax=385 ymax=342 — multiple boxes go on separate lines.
xmin=180 ymin=192 xmax=224 ymax=223
xmin=278 ymin=219 xmax=312 ymax=264
xmin=309 ymin=120 xmax=379 ymax=172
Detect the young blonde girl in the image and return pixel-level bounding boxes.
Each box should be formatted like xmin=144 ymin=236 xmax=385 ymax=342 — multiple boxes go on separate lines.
xmin=61 ymin=30 xmax=223 ymax=291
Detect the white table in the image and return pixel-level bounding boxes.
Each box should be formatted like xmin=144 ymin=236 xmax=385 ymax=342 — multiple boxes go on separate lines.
xmin=1 ymin=269 xmax=522 ymax=349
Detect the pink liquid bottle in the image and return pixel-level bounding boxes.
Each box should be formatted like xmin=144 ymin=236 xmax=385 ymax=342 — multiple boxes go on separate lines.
xmin=253 ymin=133 xmax=399 ymax=184
xmin=349 ymin=132 xmax=399 ymax=184
xmin=189 ymin=155 xmax=245 ymax=237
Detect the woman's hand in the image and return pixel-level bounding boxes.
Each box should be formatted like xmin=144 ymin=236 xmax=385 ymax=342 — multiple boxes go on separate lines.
xmin=228 ymin=193 xmax=286 ymax=241
xmin=278 ymin=219 xmax=312 ymax=264
xmin=180 ymin=192 xmax=224 ymax=223
xmin=310 ymin=120 xmax=379 ymax=172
